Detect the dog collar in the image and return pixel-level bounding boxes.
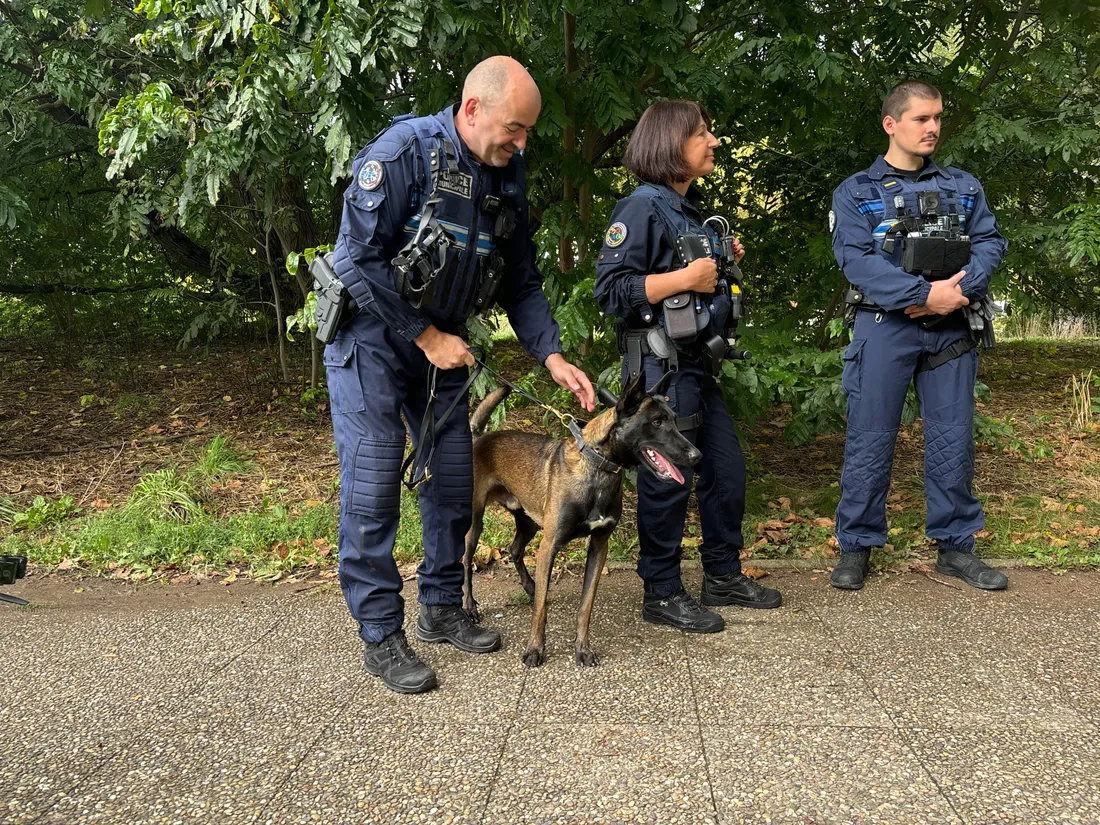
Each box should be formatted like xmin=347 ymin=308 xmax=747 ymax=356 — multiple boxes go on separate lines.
xmin=568 ymin=420 xmax=623 ymax=474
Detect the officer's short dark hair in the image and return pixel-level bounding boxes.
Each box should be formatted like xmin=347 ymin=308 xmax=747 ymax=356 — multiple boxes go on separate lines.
xmin=882 ymin=81 xmax=941 ymax=121
xmin=622 ymin=101 xmax=711 ymax=187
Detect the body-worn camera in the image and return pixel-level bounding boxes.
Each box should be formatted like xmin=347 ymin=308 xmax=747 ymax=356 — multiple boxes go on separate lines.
xmin=482 ymin=195 xmax=517 ymax=243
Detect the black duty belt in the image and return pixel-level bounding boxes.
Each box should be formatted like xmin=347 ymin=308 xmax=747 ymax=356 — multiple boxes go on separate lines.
xmin=843 ymin=289 xmax=977 ymax=373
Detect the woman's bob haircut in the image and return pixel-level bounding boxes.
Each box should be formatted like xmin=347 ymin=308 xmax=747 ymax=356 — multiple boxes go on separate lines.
xmin=622 ymin=100 xmax=712 ymax=187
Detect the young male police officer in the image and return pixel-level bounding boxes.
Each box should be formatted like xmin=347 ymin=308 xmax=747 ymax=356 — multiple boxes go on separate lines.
xmin=327 ymin=56 xmax=595 ymax=694
xmin=829 ymin=81 xmax=1008 ymax=591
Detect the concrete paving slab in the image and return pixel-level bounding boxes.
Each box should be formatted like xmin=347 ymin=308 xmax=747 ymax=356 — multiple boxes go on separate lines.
xmin=482 ymin=724 xmax=717 ymax=825
xmin=905 ymin=727 xmax=1100 ymax=824
xmin=1 ymin=608 xmax=271 ymax=824
xmin=704 ymin=725 xmax=964 ymax=825
xmin=850 ymin=647 xmax=1089 ymax=732
xmin=262 ymin=720 xmax=510 ymax=825
xmin=516 ymin=631 xmax=694 ymax=726
xmin=689 ymin=640 xmax=894 ymax=729
xmin=43 ymin=643 xmax=359 ymax=825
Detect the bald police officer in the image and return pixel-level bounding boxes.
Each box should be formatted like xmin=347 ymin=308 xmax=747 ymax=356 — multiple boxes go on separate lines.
xmin=328 ymin=57 xmax=595 ymax=693
xmin=830 ymin=81 xmax=1008 ymax=591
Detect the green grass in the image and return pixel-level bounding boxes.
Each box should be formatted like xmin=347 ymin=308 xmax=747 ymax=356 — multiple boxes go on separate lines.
xmin=187 ymin=435 xmax=254 ymax=483
xmin=4 ymin=501 xmax=337 ymax=581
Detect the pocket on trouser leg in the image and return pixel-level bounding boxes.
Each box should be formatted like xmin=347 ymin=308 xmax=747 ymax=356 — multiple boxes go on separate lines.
xmin=348 ymin=437 xmax=403 ymax=516
xmin=323 ymin=338 xmax=367 ymax=414
xmin=841 ymin=338 xmax=866 ymax=401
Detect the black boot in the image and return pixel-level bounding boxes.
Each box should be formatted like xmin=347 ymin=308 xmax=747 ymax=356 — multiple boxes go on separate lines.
xmin=830 ymin=550 xmax=871 ymax=590
xmin=363 ymin=630 xmax=437 ymax=694
xmin=936 ymin=550 xmax=1008 ymax=590
xmin=642 ymin=589 xmax=725 ymax=633
xmin=416 ymin=604 xmax=502 ymax=653
xmin=701 ymin=573 xmax=782 ymax=609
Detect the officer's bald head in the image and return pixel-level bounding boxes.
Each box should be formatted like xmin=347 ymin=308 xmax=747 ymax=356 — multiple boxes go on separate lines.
xmin=457 ymin=56 xmax=541 ymax=167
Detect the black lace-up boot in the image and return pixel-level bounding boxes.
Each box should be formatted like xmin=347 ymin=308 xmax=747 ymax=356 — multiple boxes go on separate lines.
xmin=363 ymin=630 xmax=437 ymax=694
xmin=642 ymin=589 xmax=725 ymax=633
xmin=416 ymin=604 xmax=502 ymax=653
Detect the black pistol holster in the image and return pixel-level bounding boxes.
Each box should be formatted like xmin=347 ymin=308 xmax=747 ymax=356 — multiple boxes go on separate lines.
xmin=311 ymin=252 xmax=359 ymax=345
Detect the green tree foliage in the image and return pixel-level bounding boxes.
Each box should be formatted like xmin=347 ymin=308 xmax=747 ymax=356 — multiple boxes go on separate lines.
xmin=3 ymin=0 xmax=1099 ymax=423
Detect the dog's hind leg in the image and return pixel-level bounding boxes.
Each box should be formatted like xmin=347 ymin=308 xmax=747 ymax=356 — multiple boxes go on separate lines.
xmin=462 ymin=501 xmax=488 ymax=623
xmin=506 ymin=509 xmax=539 ymax=601
xmin=521 ymin=529 xmax=563 ymax=668
xmin=575 ymin=534 xmax=611 ymax=667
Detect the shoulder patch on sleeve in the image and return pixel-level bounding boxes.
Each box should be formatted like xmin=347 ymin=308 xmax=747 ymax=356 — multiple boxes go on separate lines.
xmin=828 ymin=210 xmax=836 ymax=233
xmin=605 ymin=222 xmax=628 ymax=247
xmin=357 ymin=160 xmax=384 ymax=191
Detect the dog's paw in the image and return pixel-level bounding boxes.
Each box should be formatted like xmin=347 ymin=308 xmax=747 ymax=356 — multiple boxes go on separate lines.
xmin=522 ymin=581 xmax=535 ymax=601
xmin=575 ymin=649 xmax=600 ymax=668
xmin=462 ymin=601 xmax=481 ymax=624
xmin=521 ymin=647 xmax=545 ymax=668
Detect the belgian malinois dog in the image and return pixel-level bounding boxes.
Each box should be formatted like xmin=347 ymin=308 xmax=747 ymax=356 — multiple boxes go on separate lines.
xmin=463 ymin=372 xmax=701 ymax=667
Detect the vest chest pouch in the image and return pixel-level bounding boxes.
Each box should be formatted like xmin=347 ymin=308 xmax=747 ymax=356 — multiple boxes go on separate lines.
xmin=662 ymin=233 xmax=713 ymax=342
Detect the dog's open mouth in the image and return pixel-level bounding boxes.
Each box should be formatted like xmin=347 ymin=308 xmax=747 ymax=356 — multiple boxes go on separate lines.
xmin=642 ymin=447 xmax=685 ymax=484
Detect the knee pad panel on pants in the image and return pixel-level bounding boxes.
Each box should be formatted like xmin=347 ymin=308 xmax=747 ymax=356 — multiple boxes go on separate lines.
xmin=348 ymin=438 xmax=404 ymax=516
xmin=924 ymin=421 xmax=974 ymax=483
xmin=842 ymin=427 xmax=898 ymax=494
xmin=428 ymin=427 xmax=473 ymax=504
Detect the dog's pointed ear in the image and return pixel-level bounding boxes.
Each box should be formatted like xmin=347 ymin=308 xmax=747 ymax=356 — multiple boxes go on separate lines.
xmin=650 ymin=370 xmax=674 ymax=399
xmin=616 ymin=373 xmax=648 ymax=415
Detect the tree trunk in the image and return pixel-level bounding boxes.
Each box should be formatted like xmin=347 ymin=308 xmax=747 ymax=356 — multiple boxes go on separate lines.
xmin=817 ymin=286 xmax=846 ymax=350
xmin=264 ymin=231 xmax=290 ymax=382
xmin=271 ymin=174 xmax=322 ymax=388
xmin=559 ymin=9 xmax=579 ymax=274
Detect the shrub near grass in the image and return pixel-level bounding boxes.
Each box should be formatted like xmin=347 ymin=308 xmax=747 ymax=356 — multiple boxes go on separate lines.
xmin=3 ymin=435 xmax=336 ymax=580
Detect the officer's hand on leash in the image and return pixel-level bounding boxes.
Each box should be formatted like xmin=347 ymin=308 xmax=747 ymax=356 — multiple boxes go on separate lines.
xmin=683 ymin=257 xmax=719 ymax=293
xmin=905 ymin=270 xmax=969 ymax=318
xmin=545 ymin=353 xmax=596 ymax=412
xmin=414 ymin=325 xmax=476 ymax=369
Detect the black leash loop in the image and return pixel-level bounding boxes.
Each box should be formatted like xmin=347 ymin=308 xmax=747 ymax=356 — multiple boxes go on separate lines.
xmin=400 ymin=355 xmax=485 ymax=490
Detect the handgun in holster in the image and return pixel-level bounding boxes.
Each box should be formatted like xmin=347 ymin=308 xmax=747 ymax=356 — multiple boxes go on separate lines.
xmin=311 ymin=252 xmax=359 ymax=345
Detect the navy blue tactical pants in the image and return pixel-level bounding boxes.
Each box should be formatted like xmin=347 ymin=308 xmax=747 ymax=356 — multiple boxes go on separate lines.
xmin=325 ymin=312 xmax=473 ymax=643
xmin=629 ymin=356 xmax=745 ymax=598
xmin=836 ymin=310 xmax=983 ymax=555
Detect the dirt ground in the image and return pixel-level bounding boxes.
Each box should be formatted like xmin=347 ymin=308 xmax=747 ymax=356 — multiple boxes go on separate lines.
xmin=2 ymin=336 xmax=1098 ymax=557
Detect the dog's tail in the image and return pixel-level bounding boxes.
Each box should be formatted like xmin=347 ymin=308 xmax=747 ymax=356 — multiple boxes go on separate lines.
xmin=470 ymin=386 xmax=512 ymax=436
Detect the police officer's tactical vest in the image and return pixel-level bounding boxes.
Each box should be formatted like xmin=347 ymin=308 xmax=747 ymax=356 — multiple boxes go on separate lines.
xmin=347 ymin=113 xmax=519 ymax=322
xmin=851 ymin=170 xmax=979 ymax=264
xmin=631 ymin=184 xmax=730 ymax=340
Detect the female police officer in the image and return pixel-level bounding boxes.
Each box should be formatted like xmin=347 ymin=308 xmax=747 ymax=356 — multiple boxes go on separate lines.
xmin=594 ymin=100 xmax=781 ymax=633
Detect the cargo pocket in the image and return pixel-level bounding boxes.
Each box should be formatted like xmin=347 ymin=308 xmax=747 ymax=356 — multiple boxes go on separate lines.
xmin=323 ymin=337 xmax=366 ymax=414
xmin=841 ymin=338 xmax=865 ymax=401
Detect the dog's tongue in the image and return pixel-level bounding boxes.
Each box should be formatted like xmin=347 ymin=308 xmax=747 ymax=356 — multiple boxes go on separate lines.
xmin=651 ymin=450 xmax=685 ymax=485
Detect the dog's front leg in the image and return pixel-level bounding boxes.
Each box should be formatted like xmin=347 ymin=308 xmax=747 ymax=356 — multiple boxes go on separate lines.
xmin=575 ymin=534 xmax=610 ymax=667
xmin=522 ymin=530 xmax=561 ymax=668
xmin=462 ymin=508 xmax=485 ymax=622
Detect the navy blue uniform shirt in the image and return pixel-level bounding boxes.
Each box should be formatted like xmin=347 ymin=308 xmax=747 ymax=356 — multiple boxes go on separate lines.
xmin=830 ymin=155 xmax=1007 ymax=312
xmin=332 ymin=105 xmax=562 ymax=364
xmin=594 ymin=183 xmax=729 ymax=335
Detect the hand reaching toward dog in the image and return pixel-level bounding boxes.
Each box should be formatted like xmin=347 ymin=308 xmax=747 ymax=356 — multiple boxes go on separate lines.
xmin=545 ymin=353 xmax=595 ymax=412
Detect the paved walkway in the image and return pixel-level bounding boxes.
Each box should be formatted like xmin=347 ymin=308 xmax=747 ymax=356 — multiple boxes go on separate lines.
xmin=2 ymin=567 xmax=1099 ymax=824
